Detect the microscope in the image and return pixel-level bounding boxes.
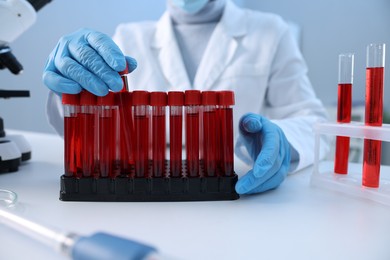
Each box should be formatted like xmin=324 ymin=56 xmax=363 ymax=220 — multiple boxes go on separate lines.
xmin=0 ymin=0 xmax=51 ymax=172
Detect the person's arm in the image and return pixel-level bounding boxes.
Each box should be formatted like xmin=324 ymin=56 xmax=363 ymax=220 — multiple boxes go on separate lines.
xmin=264 ymin=25 xmax=329 ymax=172
xmin=235 ymin=24 xmax=329 ymax=195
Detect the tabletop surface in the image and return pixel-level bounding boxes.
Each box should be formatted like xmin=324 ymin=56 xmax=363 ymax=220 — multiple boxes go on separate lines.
xmin=1 ymin=130 xmax=390 ymax=260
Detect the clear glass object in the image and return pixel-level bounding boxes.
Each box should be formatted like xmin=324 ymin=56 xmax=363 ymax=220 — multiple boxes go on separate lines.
xmin=363 ymin=43 xmax=385 ymax=188
xmin=334 ymin=53 xmax=354 ymax=174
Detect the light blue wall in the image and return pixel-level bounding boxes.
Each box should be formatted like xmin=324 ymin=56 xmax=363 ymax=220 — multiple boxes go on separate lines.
xmin=241 ymin=0 xmax=390 ymax=111
xmin=1 ymin=0 xmax=388 ymax=134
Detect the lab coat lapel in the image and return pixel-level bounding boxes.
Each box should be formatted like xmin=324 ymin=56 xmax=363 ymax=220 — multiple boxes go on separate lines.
xmin=194 ymin=0 xmax=247 ymax=90
xmin=151 ymin=12 xmax=191 ymax=90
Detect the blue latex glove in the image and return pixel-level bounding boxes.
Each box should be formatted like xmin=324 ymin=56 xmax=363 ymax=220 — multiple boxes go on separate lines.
xmin=72 ymin=232 xmax=157 ymax=260
xmin=42 ymin=28 xmax=137 ymax=96
xmin=235 ymin=113 xmax=291 ymax=194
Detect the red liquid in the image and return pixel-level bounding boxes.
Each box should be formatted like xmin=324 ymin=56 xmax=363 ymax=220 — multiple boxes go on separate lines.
xmin=152 ymin=111 xmax=166 ymax=178
xmin=134 ymin=112 xmax=149 ymax=178
xmin=118 ymin=94 xmax=134 ymax=175
xmin=64 ymin=111 xmax=79 ymax=177
xmin=334 ymin=83 xmax=352 ymax=174
xmin=98 ymin=110 xmax=114 ymax=178
xmin=365 ymin=67 xmax=384 ymax=126
xmin=186 ymin=110 xmax=199 ymax=177
xmin=215 ymin=109 xmax=221 ymax=171
xmin=110 ymin=109 xmax=120 ymax=178
xmin=363 ymin=139 xmax=382 ymax=187
xmin=80 ymin=107 xmax=96 ymax=177
xmin=363 ymin=67 xmax=384 ymax=187
xmin=220 ymin=107 xmax=234 ymax=176
xmin=170 ymin=113 xmax=183 ymax=177
xmin=203 ymin=109 xmax=217 ymax=177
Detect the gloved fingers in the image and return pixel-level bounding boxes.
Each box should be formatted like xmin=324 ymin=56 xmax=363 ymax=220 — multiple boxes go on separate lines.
xmin=125 ymin=56 xmax=138 ymax=73
xmin=67 ymin=42 xmax=123 ymax=92
xmin=246 ymin=136 xmax=291 ymax=194
xmin=55 ymin=56 xmax=109 ymax=96
xmin=242 ymin=169 xmax=287 ymax=194
xmin=252 ymin=124 xmax=280 ymax=178
xmin=84 ymin=30 xmax=127 ymax=71
xmin=239 ymin=113 xmax=263 ymax=135
xmin=238 ymin=113 xmax=264 ymax=161
xmin=235 ymin=169 xmax=260 ymax=194
xmin=43 ymin=70 xmax=82 ymax=94
xmin=235 ymin=152 xmax=290 ymax=195
xmin=235 ymin=164 xmax=277 ymax=194
xmin=43 ymin=48 xmax=82 ymax=94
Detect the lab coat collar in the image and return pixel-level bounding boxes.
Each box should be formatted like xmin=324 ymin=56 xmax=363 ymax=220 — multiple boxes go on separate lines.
xmin=193 ymin=0 xmax=247 ymax=89
xmin=151 ymin=0 xmax=247 ymax=90
xmin=219 ymin=0 xmax=247 ymax=38
xmin=152 ymin=12 xmax=191 ymax=90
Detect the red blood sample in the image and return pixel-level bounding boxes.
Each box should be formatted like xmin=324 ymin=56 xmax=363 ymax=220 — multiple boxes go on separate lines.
xmin=97 ymin=92 xmax=117 ymax=178
xmin=185 ymin=90 xmax=201 ymax=177
xmin=202 ymin=91 xmax=218 ymax=177
xmin=116 ymin=92 xmax=134 ymax=175
xmin=363 ymin=67 xmax=384 ymax=187
xmin=168 ymin=92 xmax=184 ymax=178
xmin=150 ymin=92 xmax=167 ymax=178
xmin=133 ymin=91 xmax=150 ymax=178
xmin=219 ymin=91 xmax=235 ymax=176
xmin=79 ymin=91 xmax=97 ymax=177
xmin=63 ymin=93 xmax=80 ymax=177
xmin=334 ymin=83 xmax=352 ymax=174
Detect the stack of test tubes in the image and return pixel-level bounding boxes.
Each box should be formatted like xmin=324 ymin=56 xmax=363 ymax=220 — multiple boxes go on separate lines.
xmin=60 ymin=90 xmax=239 ymax=201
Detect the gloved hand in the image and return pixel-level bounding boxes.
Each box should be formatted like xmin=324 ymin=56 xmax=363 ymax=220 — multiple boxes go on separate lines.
xmin=235 ymin=113 xmax=291 ymax=194
xmin=42 ymin=28 xmax=137 ymax=96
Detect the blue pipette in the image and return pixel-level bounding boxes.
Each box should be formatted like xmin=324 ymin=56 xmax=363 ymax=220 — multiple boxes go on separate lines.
xmin=0 ymin=189 xmax=169 ymax=260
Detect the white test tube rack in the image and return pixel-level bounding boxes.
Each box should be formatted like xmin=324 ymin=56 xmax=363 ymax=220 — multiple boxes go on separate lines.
xmin=311 ymin=121 xmax=390 ymax=206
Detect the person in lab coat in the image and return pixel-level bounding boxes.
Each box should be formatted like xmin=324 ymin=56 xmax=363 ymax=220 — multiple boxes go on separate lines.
xmin=43 ymin=0 xmax=329 ymax=195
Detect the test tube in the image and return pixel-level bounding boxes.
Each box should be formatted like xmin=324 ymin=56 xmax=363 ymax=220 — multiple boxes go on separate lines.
xmin=150 ymin=92 xmax=167 ymax=178
xmin=62 ymin=93 xmax=80 ymax=178
xmin=363 ymin=43 xmax=385 ymax=188
xmin=334 ymin=53 xmax=354 ymax=174
xmin=79 ymin=91 xmax=97 ymax=178
xmin=133 ymin=91 xmax=150 ymax=178
xmin=168 ymin=91 xmax=184 ymax=178
xmin=97 ymin=92 xmax=118 ymax=178
xmin=116 ymin=91 xmax=134 ymax=175
xmin=119 ymin=65 xmax=129 ymax=92
xmin=202 ymin=91 xmax=218 ymax=177
xmin=219 ymin=91 xmax=235 ymax=176
xmin=185 ymin=90 xmax=201 ymax=177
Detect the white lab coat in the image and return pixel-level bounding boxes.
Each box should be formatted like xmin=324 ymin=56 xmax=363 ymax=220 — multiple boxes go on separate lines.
xmin=46 ymin=0 xmax=328 ymax=172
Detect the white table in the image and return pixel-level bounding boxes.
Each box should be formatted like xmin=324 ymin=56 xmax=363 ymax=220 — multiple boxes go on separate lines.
xmin=1 ymin=131 xmax=390 ymax=260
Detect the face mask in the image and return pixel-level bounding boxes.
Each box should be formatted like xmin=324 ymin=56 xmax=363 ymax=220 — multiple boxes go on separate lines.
xmin=170 ymin=0 xmax=209 ymax=14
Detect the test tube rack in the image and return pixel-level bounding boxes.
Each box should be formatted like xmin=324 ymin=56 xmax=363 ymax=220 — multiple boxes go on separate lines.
xmin=60 ymin=90 xmax=239 ymax=202
xmin=311 ymin=122 xmax=390 ymax=206
xmin=60 ymin=161 xmax=238 ymax=202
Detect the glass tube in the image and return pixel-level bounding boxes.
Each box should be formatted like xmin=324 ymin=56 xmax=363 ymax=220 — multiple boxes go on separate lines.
xmin=219 ymin=91 xmax=235 ymax=176
xmin=363 ymin=43 xmax=385 ymax=188
xmin=62 ymin=93 xmax=80 ymax=178
xmin=117 ymin=92 xmax=134 ymax=176
xmin=150 ymin=92 xmax=167 ymax=178
xmin=79 ymin=91 xmax=97 ymax=178
xmin=185 ymin=90 xmax=201 ymax=178
xmin=334 ymin=53 xmax=354 ymax=174
xmin=133 ymin=91 xmax=150 ymax=178
xmin=168 ymin=92 xmax=184 ymax=178
xmin=97 ymin=92 xmax=118 ymax=178
xmin=202 ymin=91 xmax=218 ymax=177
